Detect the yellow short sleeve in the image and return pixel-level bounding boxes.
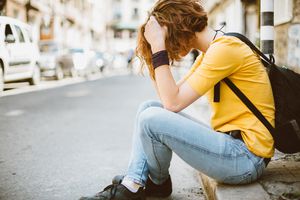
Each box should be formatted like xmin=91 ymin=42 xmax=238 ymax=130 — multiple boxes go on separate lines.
xmin=186 ymin=36 xmax=244 ymax=96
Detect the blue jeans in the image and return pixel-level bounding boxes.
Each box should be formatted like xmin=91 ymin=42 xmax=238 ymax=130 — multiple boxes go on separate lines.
xmin=125 ymin=100 xmax=266 ymax=185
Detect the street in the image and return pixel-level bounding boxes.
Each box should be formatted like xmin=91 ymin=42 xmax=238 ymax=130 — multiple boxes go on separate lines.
xmin=0 ymin=75 xmax=204 ymax=200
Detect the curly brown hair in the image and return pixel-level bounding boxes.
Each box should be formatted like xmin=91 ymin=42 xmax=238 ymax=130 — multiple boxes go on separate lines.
xmin=136 ymin=0 xmax=208 ymax=80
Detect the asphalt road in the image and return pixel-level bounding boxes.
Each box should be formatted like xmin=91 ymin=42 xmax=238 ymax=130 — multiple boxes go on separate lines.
xmin=0 ymin=75 xmax=204 ymax=200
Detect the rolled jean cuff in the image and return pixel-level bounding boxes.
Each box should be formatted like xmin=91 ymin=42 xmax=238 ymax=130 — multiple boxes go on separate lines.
xmin=123 ymin=175 xmax=145 ymax=187
xmin=148 ymin=173 xmax=170 ymax=185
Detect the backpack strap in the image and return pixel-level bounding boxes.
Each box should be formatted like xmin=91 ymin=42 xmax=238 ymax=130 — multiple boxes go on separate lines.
xmin=213 ymin=82 xmax=221 ymax=102
xmin=217 ymin=32 xmax=276 ymax=136
xmin=223 ymin=78 xmax=275 ymax=136
xmin=224 ymin=32 xmax=273 ymax=65
xmin=213 ymin=32 xmax=276 ymax=137
xmin=212 ymin=32 xmax=273 ymax=103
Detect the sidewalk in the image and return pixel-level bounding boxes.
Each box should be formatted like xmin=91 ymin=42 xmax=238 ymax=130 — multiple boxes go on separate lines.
xmin=186 ymin=98 xmax=300 ymax=200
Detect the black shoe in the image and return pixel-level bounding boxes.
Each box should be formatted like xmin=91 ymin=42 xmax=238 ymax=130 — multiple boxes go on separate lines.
xmin=79 ymin=182 xmax=145 ymax=200
xmin=111 ymin=175 xmax=172 ymax=198
xmin=145 ymin=176 xmax=172 ymax=198
xmin=112 ymin=175 xmax=125 ymax=185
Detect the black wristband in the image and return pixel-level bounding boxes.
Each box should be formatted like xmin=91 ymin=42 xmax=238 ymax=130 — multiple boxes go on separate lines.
xmin=152 ymin=50 xmax=169 ymax=69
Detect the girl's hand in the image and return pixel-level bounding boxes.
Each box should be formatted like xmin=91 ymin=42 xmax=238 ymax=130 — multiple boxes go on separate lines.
xmin=144 ymin=16 xmax=167 ymax=53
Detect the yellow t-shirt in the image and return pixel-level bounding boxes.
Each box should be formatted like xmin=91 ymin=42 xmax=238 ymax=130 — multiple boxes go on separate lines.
xmin=184 ymin=36 xmax=275 ymax=158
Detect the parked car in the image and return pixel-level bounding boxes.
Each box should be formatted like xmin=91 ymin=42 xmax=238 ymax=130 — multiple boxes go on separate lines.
xmin=38 ymin=41 xmax=65 ymax=80
xmin=0 ymin=16 xmax=40 ymax=92
xmin=43 ymin=47 xmax=89 ymax=78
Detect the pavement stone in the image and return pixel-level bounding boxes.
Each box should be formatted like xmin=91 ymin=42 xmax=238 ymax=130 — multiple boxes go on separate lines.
xmin=259 ymin=155 xmax=300 ymax=200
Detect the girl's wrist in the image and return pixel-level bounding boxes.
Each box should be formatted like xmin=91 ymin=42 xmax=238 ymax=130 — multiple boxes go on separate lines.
xmin=152 ymin=50 xmax=169 ymax=69
xmin=151 ymin=43 xmax=166 ymax=54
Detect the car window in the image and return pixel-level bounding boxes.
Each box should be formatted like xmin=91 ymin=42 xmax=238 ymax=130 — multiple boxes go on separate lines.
xmin=14 ymin=25 xmax=25 ymax=43
xmin=22 ymin=28 xmax=32 ymax=43
xmin=4 ymin=24 xmax=16 ymax=43
xmin=27 ymin=30 xmax=33 ymax=42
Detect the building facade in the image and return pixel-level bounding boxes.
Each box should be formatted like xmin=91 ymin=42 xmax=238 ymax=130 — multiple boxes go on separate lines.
xmin=274 ymin=0 xmax=300 ymax=73
xmin=1 ymin=0 xmax=156 ymax=53
xmin=106 ymin=0 xmax=155 ymax=53
xmin=1 ymin=0 xmax=107 ymax=50
xmin=203 ymin=0 xmax=300 ymax=72
xmin=203 ymin=0 xmax=259 ymax=44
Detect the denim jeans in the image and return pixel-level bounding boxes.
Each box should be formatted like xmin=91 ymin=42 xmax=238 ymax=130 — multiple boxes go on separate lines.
xmin=125 ymin=100 xmax=266 ymax=185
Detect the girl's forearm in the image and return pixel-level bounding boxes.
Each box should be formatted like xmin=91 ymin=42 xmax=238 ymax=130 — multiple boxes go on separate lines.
xmin=154 ymin=65 xmax=180 ymax=111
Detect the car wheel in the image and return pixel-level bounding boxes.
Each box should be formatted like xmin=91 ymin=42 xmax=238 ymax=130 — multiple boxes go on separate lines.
xmin=29 ymin=64 xmax=41 ymax=85
xmin=0 ymin=67 xmax=4 ymax=93
xmin=55 ymin=64 xmax=64 ymax=80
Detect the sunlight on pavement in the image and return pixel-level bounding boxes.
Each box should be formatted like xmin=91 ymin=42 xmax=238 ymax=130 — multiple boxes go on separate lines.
xmin=65 ymin=90 xmax=91 ymax=98
xmin=4 ymin=109 xmax=25 ymax=117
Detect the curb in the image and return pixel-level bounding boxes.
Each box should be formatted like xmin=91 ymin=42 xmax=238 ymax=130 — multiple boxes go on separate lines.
xmin=198 ymin=173 xmax=270 ymax=200
xmin=0 ymin=70 xmax=130 ymax=97
xmin=198 ymin=157 xmax=300 ymax=200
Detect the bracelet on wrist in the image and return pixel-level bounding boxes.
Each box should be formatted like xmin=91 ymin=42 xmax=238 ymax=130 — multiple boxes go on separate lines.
xmin=152 ymin=50 xmax=169 ymax=69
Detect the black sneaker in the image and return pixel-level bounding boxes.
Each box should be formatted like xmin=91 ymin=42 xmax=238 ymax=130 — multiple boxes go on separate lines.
xmin=112 ymin=175 xmax=125 ymax=185
xmin=111 ymin=175 xmax=172 ymax=198
xmin=145 ymin=176 xmax=172 ymax=198
xmin=79 ymin=182 xmax=145 ymax=200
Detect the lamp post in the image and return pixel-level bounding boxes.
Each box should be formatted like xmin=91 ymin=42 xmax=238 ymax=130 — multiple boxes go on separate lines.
xmin=260 ymin=0 xmax=274 ymax=55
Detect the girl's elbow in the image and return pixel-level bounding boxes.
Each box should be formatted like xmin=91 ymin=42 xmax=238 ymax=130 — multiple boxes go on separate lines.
xmin=163 ymin=103 xmax=182 ymax=113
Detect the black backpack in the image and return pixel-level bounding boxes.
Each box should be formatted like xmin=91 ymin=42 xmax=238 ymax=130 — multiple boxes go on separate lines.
xmin=214 ymin=32 xmax=300 ymax=154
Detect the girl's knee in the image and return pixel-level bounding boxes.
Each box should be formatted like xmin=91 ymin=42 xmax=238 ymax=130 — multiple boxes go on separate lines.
xmin=138 ymin=107 xmax=167 ymax=138
xmin=139 ymin=107 xmax=164 ymax=124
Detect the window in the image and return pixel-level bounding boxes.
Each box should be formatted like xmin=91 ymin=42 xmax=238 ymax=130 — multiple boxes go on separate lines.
xmin=13 ymin=9 xmax=19 ymax=18
xmin=5 ymin=24 xmax=13 ymax=36
xmin=129 ymin=30 xmax=136 ymax=38
xmin=4 ymin=24 xmax=16 ymax=43
xmin=113 ymin=12 xmax=122 ymax=20
xmin=14 ymin=25 xmax=25 ymax=43
xmin=114 ymin=30 xmax=122 ymax=38
xmin=274 ymin=0 xmax=293 ymax=25
xmin=132 ymin=8 xmax=139 ymax=20
xmin=24 ymin=29 xmax=33 ymax=42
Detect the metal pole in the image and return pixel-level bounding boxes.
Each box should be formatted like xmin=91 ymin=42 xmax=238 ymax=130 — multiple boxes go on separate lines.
xmin=260 ymin=0 xmax=274 ymax=55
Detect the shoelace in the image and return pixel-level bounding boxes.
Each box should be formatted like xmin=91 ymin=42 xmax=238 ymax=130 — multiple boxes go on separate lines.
xmin=95 ymin=183 xmax=118 ymax=200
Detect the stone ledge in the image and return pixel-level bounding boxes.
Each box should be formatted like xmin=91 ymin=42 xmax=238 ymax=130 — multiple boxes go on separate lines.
xmin=258 ymin=159 xmax=300 ymax=200
xmin=198 ymin=172 xmax=270 ymax=200
xmin=197 ymin=159 xmax=300 ymax=200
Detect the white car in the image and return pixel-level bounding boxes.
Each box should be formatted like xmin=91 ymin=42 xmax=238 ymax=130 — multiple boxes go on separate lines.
xmin=0 ymin=16 xmax=40 ymax=92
